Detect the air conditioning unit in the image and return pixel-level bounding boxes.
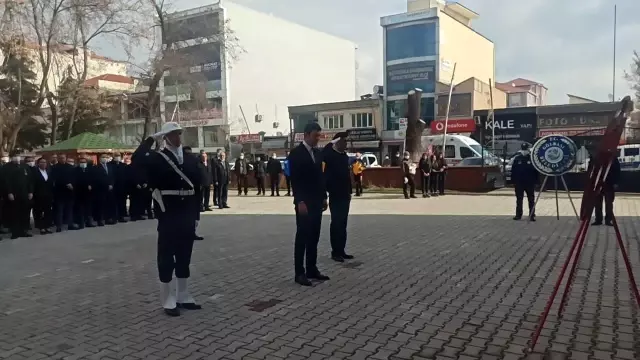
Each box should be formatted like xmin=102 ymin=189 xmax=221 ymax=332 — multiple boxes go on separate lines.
xmin=254 ymin=114 xmax=263 ymax=123
xmin=273 ymin=122 xmax=279 ymax=129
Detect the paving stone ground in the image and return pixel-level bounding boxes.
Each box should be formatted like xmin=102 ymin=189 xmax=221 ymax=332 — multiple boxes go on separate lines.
xmin=0 ymin=192 xmax=639 ymax=360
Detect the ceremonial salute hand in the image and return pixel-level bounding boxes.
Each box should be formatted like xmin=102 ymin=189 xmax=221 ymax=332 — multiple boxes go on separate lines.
xmin=66 ymin=183 xmax=73 ymax=190
xmin=7 ymin=193 xmax=14 ymax=201
xmin=322 ymin=199 xmax=328 ymax=211
xmin=404 ymin=177 xmax=408 ymax=184
xmin=108 ymin=185 xmax=113 ymax=191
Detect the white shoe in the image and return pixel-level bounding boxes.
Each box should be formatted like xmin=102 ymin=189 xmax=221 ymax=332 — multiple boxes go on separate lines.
xmin=160 ymin=280 xmax=177 ymax=310
xmin=176 ymin=278 xmax=195 ymax=304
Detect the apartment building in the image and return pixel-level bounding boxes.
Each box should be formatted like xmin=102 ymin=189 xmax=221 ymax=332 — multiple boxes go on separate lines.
xmin=495 ymin=78 xmax=547 ymax=107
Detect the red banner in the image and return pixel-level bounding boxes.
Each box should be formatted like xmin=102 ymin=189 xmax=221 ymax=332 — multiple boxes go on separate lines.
xmin=430 ymin=119 xmax=476 ymax=134
xmin=237 ymin=134 xmax=261 ymax=144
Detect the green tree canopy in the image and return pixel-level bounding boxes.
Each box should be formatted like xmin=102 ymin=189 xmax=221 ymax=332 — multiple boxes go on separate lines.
xmin=624 ymin=51 xmax=640 ymax=106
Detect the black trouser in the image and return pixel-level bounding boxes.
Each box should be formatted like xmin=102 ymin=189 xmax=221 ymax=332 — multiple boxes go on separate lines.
xmin=115 ymin=190 xmax=128 ymax=220
xmin=33 ymin=198 xmax=52 ymax=230
xmin=256 ymin=176 xmax=266 ymax=194
xmin=9 ymin=198 xmax=30 ymax=236
xmin=354 ymin=175 xmax=363 ymax=196
xmin=403 ymin=176 xmax=415 ymax=198
xmin=329 ymin=198 xmax=350 ymax=257
xmin=237 ymin=174 xmax=248 ymax=195
xmin=94 ymin=190 xmax=115 ymax=224
xmin=213 ymin=184 xmax=219 ymax=205
xmin=285 ymin=176 xmax=291 ymax=194
xmin=270 ymin=174 xmax=280 ymax=195
xmin=202 ymin=185 xmax=211 ymax=209
xmin=430 ymin=172 xmax=439 ymax=194
xmin=515 ymin=184 xmax=536 ymax=218
xmin=74 ymin=192 xmax=93 ymax=228
xmin=129 ymin=187 xmax=147 ymax=219
xmin=157 ymin=220 xmax=195 ymax=283
xmin=594 ymin=189 xmax=615 ymax=223
xmin=294 ymin=203 xmax=323 ymax=276
xmin=55 ymin=195 xmax=74 ymax=229
xmin=421 ymin=173 xmax=430 ymax=195
xmin=438 ymin=171 xmax=446 ymax=195
xmin=217 ymin=182 xmax=228 ymax=207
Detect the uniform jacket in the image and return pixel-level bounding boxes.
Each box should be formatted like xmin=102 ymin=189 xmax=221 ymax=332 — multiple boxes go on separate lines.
xmin=511 ymin=151 xmax=538 ymax=186
xmin=289 ymin=142 xmax=327 ymax=207
xmin=131 ymin=138 xmax=202 ymax=225
xmin=266 ymin=158 xmax=282 ymax=175
xmin=4 ymin=162 xmax=34 ymax=200
xmin=402 ymin=159 xmax=414 ymax=177
xmin=322 ymin=143 xmax=352 ymax=200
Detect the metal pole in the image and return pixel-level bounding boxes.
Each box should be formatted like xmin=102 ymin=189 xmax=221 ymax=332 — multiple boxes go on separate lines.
xmin=441 ymin=63 xmax=457 ymax=153
xmin=613 ymin=4 xmax=617 ymax=101
xmin=488 ymin=78 xmax=495 ymax=153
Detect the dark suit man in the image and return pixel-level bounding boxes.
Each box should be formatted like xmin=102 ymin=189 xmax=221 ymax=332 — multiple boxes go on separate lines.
xmin=74 ymin=157 xmax=95 ymax=228
xmin=254 ymin=156 xmax=267 ymax=195
xmin=289 ymin=122 xmax=329 ymax=286
xmin=129 ymin=156 xmax=151 ymax=221
xmin=213 ymin=153 xmax=230 ymax=209
xmin=93 ymin=153 xmax=116 ymax=226
xmin=4 ymin=153 xmax=34 ymax=239
xmin=322 ymin=132 xmax=354 ymax=263
xmin=267 ymin=153 xmax=283 ymax=196
xmin=212 ymin=150 xmax=222 ymax=205
xmin=198 ymin=153 xmax=213 ymax=211
xmin=32 ymin=157 xmax=53 ymax=234
xmin=110 ymin=152 xmax=128 ymax=222
xmin=52 ymin=154 xmax=78 ymax=232
xmin=234 ymin=154 xmax=249 ymax=196
xmin=592 ymin=153 xmax=621 ymax=226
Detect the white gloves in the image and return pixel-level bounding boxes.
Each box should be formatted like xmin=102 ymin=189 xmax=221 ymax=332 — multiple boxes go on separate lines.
xmin=330 ymin=138 xmax=340 ymax=144
xmin=404 ymin=177 xmax=408 ymax=184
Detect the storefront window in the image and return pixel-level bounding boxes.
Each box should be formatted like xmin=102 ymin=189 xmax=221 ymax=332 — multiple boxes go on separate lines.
xmin=385 ymin=22 xmax=437 ymax=61
xmin=386 ymin=98 xmax=434 ymax=130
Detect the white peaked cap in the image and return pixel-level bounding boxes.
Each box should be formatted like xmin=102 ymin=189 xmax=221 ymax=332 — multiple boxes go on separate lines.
xmin=153 ymin=122 xmax=183 ymax=138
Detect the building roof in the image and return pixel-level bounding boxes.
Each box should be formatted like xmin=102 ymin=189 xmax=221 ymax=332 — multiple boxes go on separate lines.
xmin=496 ymin=78 xmax=547 ymax=92
xmin=38 ymin=133 xmax=134 ymax=153
xmin=84 ymin=74 xmax=134 ymax=87
xmin=566 ymin=94 xmax=599 ymax=103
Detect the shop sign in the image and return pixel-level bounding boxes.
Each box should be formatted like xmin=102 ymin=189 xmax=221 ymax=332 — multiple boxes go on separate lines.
xmin=430 ymin=119 xmax=475 ymax=134
xmin=347 ymin=128 xmax=377 ymax=141
xmin=294 ymin=132 xmax=337 ymax=142
xmin=177 ymin=108 xmax=224 ymax=127
xmin=538 ymin=128 xmax=606 ymax=137
xmin=237 ymin=134 xmax=261 ymax=144
xmin=537 ymin=113 xmax=612 ymax=128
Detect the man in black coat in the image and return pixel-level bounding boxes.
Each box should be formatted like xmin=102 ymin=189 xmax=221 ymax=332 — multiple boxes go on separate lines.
xmin=511 ymin=143 xmax=538 ymax=221
xmin=3 ymin=152 xmax=34 ymax=239
xmin=52 ymin=154 xmax=78 ymax=232
xmin=592 ymin=152 xmax=621 ymax=226
xmin=74 ymin=156 xmax=96 ymax=229
xmin=198 ymin=152 xmax=213 ymax=211
xmin=234 ymin=153 xmax=249 ymax=196
xmin=254 ymin=155 xmax=267 ymax=195
xmin=211 ymin=149 xmax=222 ymax=206
xmin=110 ymin=152 xmax=129 ymax=222
xmin=129 ymin=155 xmax=151 ymax=221
xmin=213 ymin=152 xmax=230 ymax=209
xmin=266 ymin=152 xmax=282 ymax=196
xmin=322 ymin=132 xmax=354 ymax=263
xmin=92 ymin=153 xmax=117 ymax=226
xmin=289 ymin=122 xmax=329 ymax=287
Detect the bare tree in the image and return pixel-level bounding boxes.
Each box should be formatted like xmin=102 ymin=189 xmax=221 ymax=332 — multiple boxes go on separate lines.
xmin=405 ymin=89 xmax=424 ymax=161
xmin=624 ymin=51 xmax=640 ymax=106
xmin=136 ymin=0 xmax=243 ymax=141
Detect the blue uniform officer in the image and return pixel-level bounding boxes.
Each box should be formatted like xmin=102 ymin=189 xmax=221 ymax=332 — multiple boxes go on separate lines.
xmin=511 ymin=143 xmax=538 ymax=221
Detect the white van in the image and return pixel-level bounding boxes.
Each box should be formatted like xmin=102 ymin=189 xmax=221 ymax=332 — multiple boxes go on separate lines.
xmin=347 ymin=152 xmax=379 ymax=167
xmin=582 ymin=144 xmax=640 ymax=172
xmin=421 ymin=134 xmax=499 ymax=166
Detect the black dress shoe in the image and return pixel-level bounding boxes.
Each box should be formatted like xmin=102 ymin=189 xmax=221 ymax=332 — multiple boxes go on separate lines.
xmin=68 ymin=226 xmax=80 ymax=231
xmin=605 ymin=221 xmax=613 ymax=226
xmin=163 ymin=307 xmax=180 ymax=317
xmin=204 ymin=207 xmax=212 ymax=211
xmin=331 ymin=255 xmax=344 ymax=263
xmin=223 ymin=205 xmax=230 ymax=209
xmin=40 ymin=230 xmax=48 ymax=235
xmin=194 ymin=235 xmax=204 ymax=240
xmin=218 ymin=206 xmax=224 ymax=209
xmin=342 ymin=254 xmax=354 ymax=260
xmin=10 ymin=234 xmax=20 ymax=239
xmin=295 ymin=275 xmax=313 ymax=286
xmin=86 ymin=223 xmax=96 ymax=228
xmin=56 ymin=227 xmax=62 ymax=233
xmin=529 ymin=215 xmax=537 ymax=222
xmin=97 ymin=222 xmax=105 ymax=227
xmin=591 ymin=221 xmax=602 ymax=226
xmin=177 ymin=302 xmax=202 ymax=310
xmin=513 ymin=216 xmax=522 ymax=220
xmin=22 ymin=232 xmax=33 ymax=237
xmin=118 ymin=218 xmax=128 ymax=223
xmin=307 ymin=272 xmax=330 ymax=281
xmin=410 ymin=195 xmax=417 ymax=198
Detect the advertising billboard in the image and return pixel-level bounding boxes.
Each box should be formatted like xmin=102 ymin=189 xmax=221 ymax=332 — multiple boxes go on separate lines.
xmin=386 ymin=61 xmax=436 ymax=96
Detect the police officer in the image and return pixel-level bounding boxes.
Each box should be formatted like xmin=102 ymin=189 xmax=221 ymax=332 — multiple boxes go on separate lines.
xmin=131 ymin=122 xmax=202 ymax=317
xmin=511 ymin=143 xmax=538 ymax=221
xmin=592 ymin=152 xmax=621 ymax=226
xmin=402 ymin=151 xmax=416 ymax=199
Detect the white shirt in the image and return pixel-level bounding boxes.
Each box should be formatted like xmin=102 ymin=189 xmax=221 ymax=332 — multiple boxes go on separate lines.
xmin=39 ymin=168 xmax=48 ymax=181
xmin=302 ymin=141 xmax=315 ymax=163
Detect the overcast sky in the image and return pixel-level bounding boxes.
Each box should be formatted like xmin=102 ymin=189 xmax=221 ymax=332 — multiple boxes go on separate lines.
xmin=211 ymin=0 xmax=639 ymax=105
xmin=120 ymin=0 xmax=640 ymax=105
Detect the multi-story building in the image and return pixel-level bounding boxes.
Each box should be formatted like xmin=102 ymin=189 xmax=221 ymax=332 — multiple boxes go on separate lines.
xmin=288 ymin=98 xmax=384 ymax=155
xmin=495 ymin=78 xmax=547 ymax=107
xmin=162 ymin=1 xmax=357 ymax=152
xmin=379 ymin=0 xmax=495 ymax=154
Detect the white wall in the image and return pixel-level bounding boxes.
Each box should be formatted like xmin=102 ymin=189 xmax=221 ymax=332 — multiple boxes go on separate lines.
xmin=223 ymin=1 xmax=356 ymax=136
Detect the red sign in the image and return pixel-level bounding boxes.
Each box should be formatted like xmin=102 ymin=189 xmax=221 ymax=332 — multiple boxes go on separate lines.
xmin=294 ymin=132 xmax=337 ymax=142
xmin=430 ymin=119 xmax=476 ymax=134
xmin=237 ymin=134 xmax=261 ymax=144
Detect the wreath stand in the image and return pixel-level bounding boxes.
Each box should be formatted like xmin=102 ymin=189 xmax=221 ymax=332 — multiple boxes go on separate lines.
xmin=529 ymin=174 xmax=579 ymax=221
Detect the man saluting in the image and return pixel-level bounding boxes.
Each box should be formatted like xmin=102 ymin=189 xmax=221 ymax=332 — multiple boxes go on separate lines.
xmin=289 ymin=122 xmax=329 ymax=286
xmin=131 ymin=122 xmax=202 ymax=316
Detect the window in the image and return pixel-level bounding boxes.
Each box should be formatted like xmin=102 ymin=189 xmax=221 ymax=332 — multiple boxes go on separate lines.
xmin=444 ymin=145 xmax=455 ymax=158
xmin=323 ymin=115 xmax=343 ymax=129
xmin=386 ymin=97 xmax=434 ymax=130
xmin=626 ymin=148 xmax=640 ymax=156
xmin=385 ymin=22 xmax=437 ymax=61
xmin=203 ymin=126 xmax=220 ymax=147
xmin=351 ymin=113 xmax=373 ymax=128
xmin=460 ymin=147 xmax=474 ymax=159
xmin=183 ymin=127 xmax=199 ymax=148
xmin=123 ymin=123 xmax=144 ymax=145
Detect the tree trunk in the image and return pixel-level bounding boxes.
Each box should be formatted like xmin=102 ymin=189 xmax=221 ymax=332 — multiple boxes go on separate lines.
xmin=405 ymin=89 xmax=424 ymax=161
xmin=47 ymin=93 xmax=58 ymax=145
xmin=143 ymin=69 xmax=163 ymax=142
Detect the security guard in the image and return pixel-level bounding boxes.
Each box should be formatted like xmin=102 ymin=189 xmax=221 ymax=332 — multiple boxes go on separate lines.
xmin=511 ymin=143 xmax=538 ymax=221
xmin=131 ymin=122 xmax=202 ymax=317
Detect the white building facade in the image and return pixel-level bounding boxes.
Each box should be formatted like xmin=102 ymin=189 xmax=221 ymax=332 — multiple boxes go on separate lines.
xmin=162 ymin=1 xmax=357 ymax=152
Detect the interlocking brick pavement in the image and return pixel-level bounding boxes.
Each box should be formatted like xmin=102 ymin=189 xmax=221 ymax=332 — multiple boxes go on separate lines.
xmin=0 ymin=193 xmax=639 ymax=360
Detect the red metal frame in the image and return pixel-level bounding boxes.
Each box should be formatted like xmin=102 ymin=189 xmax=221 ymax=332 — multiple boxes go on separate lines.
xmin=528 ymin=96 xmax=639 ymax=352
